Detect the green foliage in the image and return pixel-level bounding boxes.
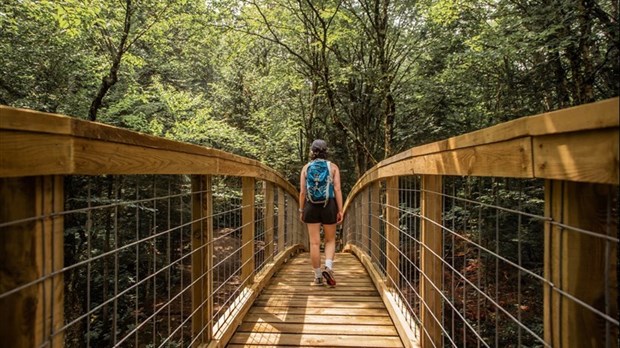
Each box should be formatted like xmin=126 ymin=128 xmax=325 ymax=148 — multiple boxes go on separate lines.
xmin=3 ymin=1 xmax=617 ymax=346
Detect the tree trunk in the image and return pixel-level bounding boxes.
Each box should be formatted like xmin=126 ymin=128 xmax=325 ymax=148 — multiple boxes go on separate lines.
xmin=88 ymin=0 xmax=132 ymax=121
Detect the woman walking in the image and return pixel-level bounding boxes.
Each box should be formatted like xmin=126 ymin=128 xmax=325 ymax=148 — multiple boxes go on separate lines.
xmin=299 ymin=139 xmax=344 ymax=286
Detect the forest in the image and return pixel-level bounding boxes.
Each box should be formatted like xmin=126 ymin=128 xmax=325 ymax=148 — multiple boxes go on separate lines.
xmin=1 ymin=1 xmax=618 ymax=347
xmin=1 ymin=0 xmax=617 ymax=191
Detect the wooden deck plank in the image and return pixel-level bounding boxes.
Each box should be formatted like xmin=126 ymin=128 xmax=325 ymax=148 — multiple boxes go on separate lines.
xmin=241 ymin=314 xmax=394 ymax=325
xmin=236 ymin=322 xmax=398 ymax=335
xmin=227 ymin=252 xmax=404 ymax=347
xmin=228 ymin=333 xmax=404 ymax=347
xmin=256 ymin=294 xmax=384 ymax=302
xmin=271 ymin=277 xmax=373 ymax=287
xmin=265 ymin=285 xmax=377 ymax=291
xmin=249 ymin=306 xmax=390 ymax=316
xmin=252 ymin=299 xmax=387 ymax=309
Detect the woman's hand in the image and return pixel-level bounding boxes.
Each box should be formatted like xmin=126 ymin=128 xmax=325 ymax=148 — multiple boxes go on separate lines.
xmin=336 ymin=211 xmax=343 ymax=224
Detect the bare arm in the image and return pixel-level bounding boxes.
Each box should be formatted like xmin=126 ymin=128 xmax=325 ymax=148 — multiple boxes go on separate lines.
xmin=299 ymin=164 xmax=308 ymax=220
xmin=332 ymin=163 xmax=344 ymax=223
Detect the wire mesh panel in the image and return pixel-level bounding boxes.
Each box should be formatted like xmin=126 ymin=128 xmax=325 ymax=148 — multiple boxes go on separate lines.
xmin=344 ymin=175 xmax=618 ymax=347
xmin=254 ymin=181 xmax=267 ymax=275
xmin=374 ymin=181 xmax=387 ymax=278
xmin=0 ymin=173 xmax=291 ymax=348
xmin=65 ymin=175 xmax=197 ymax=347
xmin=398 ymin=176 xmax=422 ymax=340
xmin=62 ymin=175 xmax=197 ymax=347
xmin=441 ymin=177 xmax=547 ymax=347
xmin=210 ymin=176 xmax=243 ymax=336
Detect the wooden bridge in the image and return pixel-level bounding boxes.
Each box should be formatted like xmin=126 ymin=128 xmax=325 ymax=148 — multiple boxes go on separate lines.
xmin=0 ymin=98 xmax=618 ymax=348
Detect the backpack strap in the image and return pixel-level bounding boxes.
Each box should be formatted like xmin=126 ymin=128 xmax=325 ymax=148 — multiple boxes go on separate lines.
xmin=324 ymin=161 xmax=333 ymax=207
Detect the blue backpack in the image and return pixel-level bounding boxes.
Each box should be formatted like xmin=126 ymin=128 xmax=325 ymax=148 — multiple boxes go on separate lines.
xmin=306 ymin=159 xmax=333 ymax=205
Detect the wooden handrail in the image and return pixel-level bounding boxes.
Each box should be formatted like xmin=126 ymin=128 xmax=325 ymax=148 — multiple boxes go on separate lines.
xmin=342 ymin=98 xmax=619 ymax=348
xmin=0 ymin=106 xmax=299 ymax=198
xmin=345 ymin=97 xmax=619 ymax=211
xmin=0 ymin=105 xmax=305 ymax=348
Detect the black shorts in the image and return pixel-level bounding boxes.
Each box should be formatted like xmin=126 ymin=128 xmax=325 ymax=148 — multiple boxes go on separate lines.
xmin=302 ymin=198 xmax=338 ymax=224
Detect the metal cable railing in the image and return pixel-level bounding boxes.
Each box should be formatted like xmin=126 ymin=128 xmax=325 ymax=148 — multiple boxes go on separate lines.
xmin=343 ymin=98 xmax=619 ymax=347
xmin=346 ymin=176 xmax=618 ymax=348
xmin=1 ymin=99 xmax=617 ymax=348
xmin=0 ymin=106 xmax=305 ymax=348
xmin=0 ymin=174 xmax=303 ymax=348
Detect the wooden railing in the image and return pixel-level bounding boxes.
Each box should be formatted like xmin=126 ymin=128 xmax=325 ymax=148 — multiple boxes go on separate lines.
xmin=1 ymin=98 xmax=618 ymax=348
xmin=342 ymin=98 xmax=618 ymax=347
xmin=0 ymin=106 xmax=306 ymax=347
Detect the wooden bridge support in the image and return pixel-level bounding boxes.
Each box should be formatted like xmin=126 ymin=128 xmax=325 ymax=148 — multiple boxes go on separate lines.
xmin=191 ymin=175 xmax=214 ymax=345
xmin=241 ymin=178 xmax=256 ymax=284
xmin=264 ymin=182 xmax=275 ymax=263
xmin=277 ymin=187 xmax=285 ymax=254
xmin=385 ymin=177 xmax=400 ymax=290
xmin=0 ymin=176 xmax=64 ymax=348
xmin=370 ymin=182 xmax=382 ymax=265
xmin=361 ymin=188 xmax=370 ymax=254
xmin=544 ymin=180 xmax=618 ymax=347
xmin=420 ymin=175 xmax=443 ymax=348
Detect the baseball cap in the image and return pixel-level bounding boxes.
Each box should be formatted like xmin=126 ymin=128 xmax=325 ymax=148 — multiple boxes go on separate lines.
xmin=310 ymin=139 xmax=328 ymax=152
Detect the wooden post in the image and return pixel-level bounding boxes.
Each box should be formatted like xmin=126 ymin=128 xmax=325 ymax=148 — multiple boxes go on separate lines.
xmin=241 ymin=177 xmax=256 ymax=285
xmin=385 ymin=177 xmax=400 ymax=289
xmin=277 ymin=187 xmax=285 ymax=254
xmin=191 ymin=175 xmax=213 ymax=344
xmin=0 ymin=176 xmax=64 ymax=348
xmin=420 ymin=175 xmax=443 ymax=348
xmin=370 ymin=181 xmax=381 ymax=265
xmin=288 ymin=196 xmax=295 ymax=246
xmin=263 ymin=182 xmax=275 ymax=262
xmin=292 ymin=200 xmax=302 ymax=248
xmin=544 ymin=180 xmax=618 ymax=348
xmin=351 ymin=196 xmax=362 ymax=247
xmin=361 ymin=188 xmax=370 ymax=254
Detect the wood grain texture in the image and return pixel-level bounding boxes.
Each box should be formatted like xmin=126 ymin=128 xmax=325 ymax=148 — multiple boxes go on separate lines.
xmin=0 ymin=106 xmax=298 ymax=198
xmin=370 ymin=181 xmax=382 ymax=264
xmin=191 ymin=175 xmax=213 ymax=344
xmin=361 ymin=188 xmax=370 ymax=252
xmin=264 ymin=182 xmax=275 ymax=262
xmin=241 ymin=178 xmax=256 ymax=284
xmin=0 ymin=176 xmax=64 ymax=348
xmin=0 ymin=131 xmax=73 ymax=177
xmin=277 ymin=188 xmax=285 ymax=254
xmin=544 ymin=180 xmax=618 ymax=347
xmin=228 ymin=252 xmax=405 ymax=347
xmin=534 ymin=128 xmax=619 ymax=185
xmin=344 ymin=98 xmax=618 ymax=212
xmin=212 ymin=244 xmax=304 ymax=347
xmin=419 ymin=175 xmax=442 ymax=348
xmin=347 ymin=245 xmax=421 ymax=348
xmin=385 ymin=177 xmax=400 ymax=290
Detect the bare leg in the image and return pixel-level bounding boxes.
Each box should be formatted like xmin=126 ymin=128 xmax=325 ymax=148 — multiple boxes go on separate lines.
xmin=307 ymin=223 xmax=321 ymax=269
xmin=323 ymin=223 xmax=337 ymax=263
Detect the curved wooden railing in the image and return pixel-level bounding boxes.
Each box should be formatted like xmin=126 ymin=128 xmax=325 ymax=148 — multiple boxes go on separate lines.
xmin=342 ymin=98 xmax=618 ymax=347
xmin=0 ymin=106 xmax=305 ymax=347
xmin=1 ymin=98 xmax=618 ymax=348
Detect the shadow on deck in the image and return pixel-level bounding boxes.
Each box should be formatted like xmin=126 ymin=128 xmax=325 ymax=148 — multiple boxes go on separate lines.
xmin=227 ymin=252 xmax=405 ymax=347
